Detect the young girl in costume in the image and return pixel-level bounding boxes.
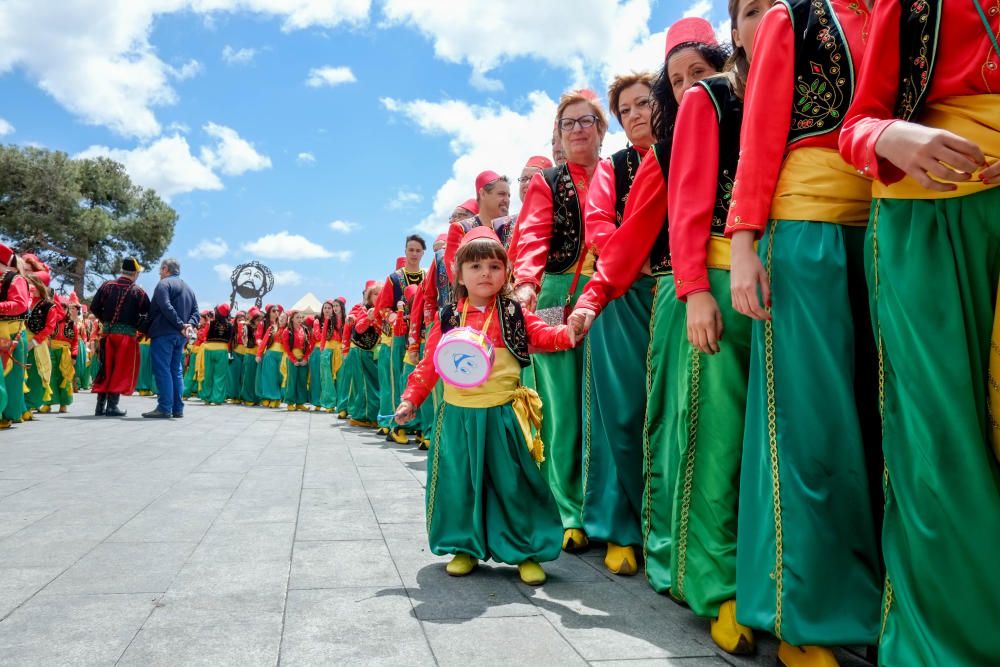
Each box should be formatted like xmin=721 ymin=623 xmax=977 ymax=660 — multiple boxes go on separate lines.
xmin=347 ymin=281 xmax=382 ymax=428
xmin=0 ymin=243 xmax=31 ymax=430
xmin=227 ymin=310 xmax=247 ymax=404
xmin=282 ymin=310 xmax=313 ymax=411
xmin=182 ymin=311 xmax=209 ymax=399
xmin=254 ymin=305 xmax=284 ymax=408
xmin=335 ymin=298 xmax=352 ymax=418
xmin=317 ymin=299 xmax=345 ymax=413
xmin=305 ymin=315 xmax=322 ymax=410
xmin=44 ymin=294 xmax=78 ymax=413
xmin=240 ymin=307 xmax=261 ymax=406
xmin=199 ymin=304 xmax=233 ymax=406
xmin=395 ymin=226 xmax=576 ymax=585
xmin=136 ymin=334 xmax=156 ymax=396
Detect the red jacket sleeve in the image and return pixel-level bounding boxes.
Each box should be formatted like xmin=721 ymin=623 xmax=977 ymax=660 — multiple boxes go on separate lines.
xmin=585 ymin=159 xmax=619 ymax=257
xmin=280 ymin=328 xmax=294 ymax=358
xmin=422 ymin=258 xmax=439 ymax=323
xmin=839 ymin=1 xmax=906 ymax=185
xmin=0 ymin=274 xmax=30 ymax=316
xmin=401 ymin=320 xmax=442 ymax=408
xmin=444 ymin=221 xmax=467 ymax=283
xmin=724 ymin=3 xmax=795 ymax=238
xmin=511 ymin=172 xmax=555 ymax=289
xmin=524 ymin=311 xmax=574 ymax=352
xmin=32 ymin=301 xmax=61 ymax=344
xmin=372 ymin=277 xmax=395 ymax=329
xmin=354 ymin=306 xmax=373 ymax=333
xmin=342 ymin=321 xmax=353 ymax=353
xmin=196 ymin=324 xmax=208 ymax=345
xmin=669 ymin=85 xmax=722 ymax=301
xmin=408 ymin=289 xmax=424 ymax=354
xmin=575 ymin=154 xmax=666 ymax=315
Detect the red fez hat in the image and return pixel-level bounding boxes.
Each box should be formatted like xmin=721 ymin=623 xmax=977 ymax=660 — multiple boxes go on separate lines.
xmin=304 ymin=315 xmax=315 ymax=327
xmin=459 ymin=225 xmax=503 ymax=249
xmin=336 ymin=296 xmax=347 ymax=303
xmin=216 ymin=304 xmax=231 ymax=318
xmin=200 ymin=309 xmax=211 ymax=317
xmin=276 ymin=304 xmax=284 ymax=313
xmin=0 ymin=243 xmax=15 ymax=267
xmin=475 ymin=170 xmax=502 ymax=192
xmin=435 ymin=233 xmax=447 ymax=243
xmin=235 ymin=310 xmax=246 ymax=319
xmin=458 ymin=198 xmax=479 ymax=215
xmin=395 ymin=256 xmax=406 ymax=270
xmin=665 ymin=17 xmax=717 ymax=59
xmin=248 ymin=306 xmax=262 ymax=319
xmin=575 ymin=88 xmax=600 ymax=102
xmin=364 ymin=280 xmax=378 ymax=291
xmin=525 ymin=155 xmax=553 ymax=170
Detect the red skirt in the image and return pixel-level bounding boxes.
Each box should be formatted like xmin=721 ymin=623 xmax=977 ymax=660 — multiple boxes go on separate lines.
xmin=92 ymin=334 xmax=140 ymax=394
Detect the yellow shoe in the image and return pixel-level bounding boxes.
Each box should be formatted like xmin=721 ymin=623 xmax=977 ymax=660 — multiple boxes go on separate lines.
xmin=561 ymin=528 xmax=589 ymax=553
xmin=603 ymin=543 xmax=638 ymax=576
xmin=39 ymin=406 xmax=51 ymax=414
xmin=22 ymin=411 xmax=34 ymax=421
xmin=517 ymin=560 xmax=547 ymax=585
xmin=388 ymin=428 xmax=409 ymax=445
xmin=0 ymin=419 xmax=11 ymax=430
xmin=777 ymin=642 xmax=838 ymax=667
xmin=58 ymin=406 xmax=68 ymax=414
xmin=326 ymin=407 xmax=336 ymax=413
xmin=445 ymin=553 xmax=477 ymax=576
xmin=710 ymin=600 xmax=755 ymax=655
xmin=349 ymin=419 xmax=377 ymax=428
xmin=243 ymin=401 xmax=253 ymax=407
xmin=376 ymin=427 xmax=389 ymax=436
xmin=287 ymin=404 xmax=297 ymax=412
xmin=418 ymin=438 xmax=429 ymax=451
xmin=337 ymin=410 xmax=348 ymax=419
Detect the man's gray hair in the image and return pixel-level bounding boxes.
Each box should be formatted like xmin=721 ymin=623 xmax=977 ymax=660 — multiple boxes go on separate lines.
xmin=161 ymin=258 xmax=181 ymax=276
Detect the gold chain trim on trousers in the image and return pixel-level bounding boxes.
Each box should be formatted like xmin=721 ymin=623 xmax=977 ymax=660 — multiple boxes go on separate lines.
xmin=641 ymin=280 xmax=661 ymax=572
xmin=425 ymin=403 xmax=445 ymax=534
xmin=582 ymin=337 xmax=593 ymax=500
xmin=763 ymin=222 xmax=784 ymax=639
xmin=674 ymin=345 xmax=703 ymax=600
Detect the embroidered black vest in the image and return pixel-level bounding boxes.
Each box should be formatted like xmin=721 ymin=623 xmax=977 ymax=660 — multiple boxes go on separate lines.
xmin=439 ymin=297 xmax=531 ymax=368
xmin=26 ymin=300 xmax=55 ymax=334
xmin=61 ymin=320 xmax=75 ymax=340
xmin=206 ymin=318 xmax=232 ymax=343
xmin=434 ymin=248 xmax=452 ymax=309
xmin=0 ymin=272 xmax=27 ymax=321
xmin=542 ymin=165 xmax=585 ymax=274
xmin=351 ymin=324 xmax=380 ymax=351
xmin=389 ymin=268 xmax=424 ymax=305
xmin=650 ymin=144 xmax=673 ymax=277
xmin=782 ymin=0 xmax=856 ymax=145
xmin=894 ymin=0 xmax=942 ymax=120
xmin=244 ymin=323 xmax=258 ymax=348
xmin=609 ymin=146 xmax=642 ymax=226
xmin=697 ymin=76 xmax=744 ymax=236
xmin=457 ymin=216 xmax=514 ymax=249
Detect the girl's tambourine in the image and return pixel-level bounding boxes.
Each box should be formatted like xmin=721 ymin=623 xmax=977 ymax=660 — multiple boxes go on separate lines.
xmin=434 ymin=326 xmax=495 ymax=388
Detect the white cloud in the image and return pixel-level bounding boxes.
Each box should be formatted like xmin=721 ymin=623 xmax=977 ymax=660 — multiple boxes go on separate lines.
xmin=0 ymin=118 xmax=13 ymax=136
xmin=683 ymin=0 xmax=713 ymax=18
xmin=305 ymin=65 xmax=357 ymax=88
xmin=329 ymin=219 xmax=359 ymax=233
xmin=171 ymin=58 xmax=203 ymax=80
xmin=273 ymin=269 xmax=303 ymax=286
xmin=188 ymin=237 xmax=229 ymax=259
xmin=0 ymin=0 xmax=371 ymax=138
xmin=387 ymin=189 xmax=423 ymax=211
xmin=297 ymin=151 xmax=316 ymax=164
xmin=213 ymin=263 xmax=233 ymax=282
xmin=330 ymin=250 xmax=353 ymax=262
xmin=77 ymin=135 xmax=223 ymax=199
xmin=199 ymin=122 xmax=271 ymax=176
xmin=242 ymin=231 xmax=334 ymax=259
xmin=222 ymin=45 xmax=257 ymax=65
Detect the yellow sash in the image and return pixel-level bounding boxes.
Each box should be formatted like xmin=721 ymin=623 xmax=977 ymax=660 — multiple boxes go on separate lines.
xmin=268 ymin=342 xmax=283 ymax=353
xmin=50 ymin=339 xmax=75 ymax=390
xmin=234 ymin=344 xmax=249 ymax=355
xmin=280 ymin=354 xmax=288 ymax=388
xmin=0 ymin=321 xmax=22 ymax=376
xmin=193 ymin=345 xmax=205 ymax=383
xmin=330 ymin=345 xmax=343 ymax=379
xmin=443 ymin=349 xmax=546 ymax=463
xmin=771 ymin=147 xmax=872 ymax=225
xmin=28 ymin=333 xmax=53 ymax=401
xmin=202 ymin=341 xmax=228 ymax=352
xmin=873 ymin=96 xmax=1000 ymax=200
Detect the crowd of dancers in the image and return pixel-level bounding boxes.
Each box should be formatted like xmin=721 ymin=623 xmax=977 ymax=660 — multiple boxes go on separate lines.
xmin=1 ymin=1 xmax=998 ymax=665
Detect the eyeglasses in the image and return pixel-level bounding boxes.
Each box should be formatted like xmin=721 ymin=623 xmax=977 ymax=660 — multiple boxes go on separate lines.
xmin=619 ymin=97 xmax=651 ymax=117
xmin=558 ymin=114 xmax=599 ymax=132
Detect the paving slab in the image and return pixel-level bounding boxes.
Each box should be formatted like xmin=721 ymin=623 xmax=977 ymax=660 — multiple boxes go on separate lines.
xmin=0 ymin=393 xmax=878 ymax=666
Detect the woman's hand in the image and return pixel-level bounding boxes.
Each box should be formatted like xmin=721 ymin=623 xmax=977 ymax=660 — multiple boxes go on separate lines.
xmin=513 ymin=284 xmax=537 ymax=312
xmin=685 ymin=291 xmax=723 ymax=354
xmin=981 ymin=158 xmax=1000 ymax=185
xmin=395 ymin=400 xmax=415 ymax=424
xmin=730 ymin=230 xmax=771 ymax=321
xmin=875 ymin=121 xmax=985 ymax=192
xmin=566 ymin=306 xmax=596 ymax=336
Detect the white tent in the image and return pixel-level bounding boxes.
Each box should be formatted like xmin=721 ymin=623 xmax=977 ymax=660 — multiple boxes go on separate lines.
xmin=288 ymin=292 xmax=322 ymax=315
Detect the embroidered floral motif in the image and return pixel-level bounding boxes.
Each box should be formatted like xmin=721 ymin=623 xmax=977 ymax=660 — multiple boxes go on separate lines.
xmin=894 ymin=0 xmax=938 ymax=120
xmin=544 ymin=165 xmax=584 ymax=274
xmin=351 ymin=326 xmax=380 ymax=351
xmin=712 ymin=169 xmax=736 ymax=233
xmin=498 ymin=296 xmax=530 ymax=367
xmin=611 ymin=146 xmax=639 ymax=228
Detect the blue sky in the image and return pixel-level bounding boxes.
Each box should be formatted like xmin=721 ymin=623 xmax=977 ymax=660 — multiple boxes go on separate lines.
xmin=0 ymin=0 xmax=728 ymax=309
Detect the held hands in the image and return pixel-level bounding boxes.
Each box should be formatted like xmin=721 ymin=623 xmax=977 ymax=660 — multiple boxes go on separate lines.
xmin=394 ymin=400 xmax=415 ymax=424
xmin=686 ymin=291 xmax=724 ymax=354
xmin=875 ymin=122 xmax=989 ymax=192
xmin=730 ymin=231 xmax=772 ymax=321
xmin=566 ymin=306 xmax=596 ymax=337
xmin=513 ymin=284 xmax=537 ymax=312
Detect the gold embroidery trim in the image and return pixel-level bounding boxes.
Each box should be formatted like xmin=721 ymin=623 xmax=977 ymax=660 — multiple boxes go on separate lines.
xmin=674 ymin=345 xmax=703 ymax=600
xmin=763 ymin=221 xmax=784 ymax=639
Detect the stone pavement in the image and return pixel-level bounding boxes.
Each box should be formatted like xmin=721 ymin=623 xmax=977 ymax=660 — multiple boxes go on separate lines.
xmin=0 ymin=393 xmax=872 ymax=666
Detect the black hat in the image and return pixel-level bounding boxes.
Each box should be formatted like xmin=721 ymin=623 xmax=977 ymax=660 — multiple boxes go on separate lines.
xmin=121 ymin=257 xmax=143 ymax=273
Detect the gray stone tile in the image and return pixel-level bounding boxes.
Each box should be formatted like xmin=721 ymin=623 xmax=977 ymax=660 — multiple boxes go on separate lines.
xmin=118 ymin=606 xmax=282 ymax=667
xmin=423 ymin=615 xmax=588 ymax=667
xmin=280 ymin=588 xmax=435 ymax=666
xmin=161 ymin=560 xmax=290 ymax=613
xmin=296 ymin=506 xmax=383 ymax=541
xmin=0 ymin=566 xmax=62 ymax=618
xmin=290 ymin=540 xmax=400 ymax=589
xmin=45 ymin=541 xmax=197 ymax=595
xmin=187 ymin=521 xmax=294 ymax=563
xmin=0 ymin=510 xmax=52 ymax=539
xmin=403 ymin=563 xmax=542 ymax=621
xmin=0 ymin=593 xmax=156 ymax=664
xmin=590 ymin=659 xmax=732 ymax=666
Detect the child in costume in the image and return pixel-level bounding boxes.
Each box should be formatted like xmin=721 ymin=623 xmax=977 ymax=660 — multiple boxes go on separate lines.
xmin=281 ymin=310 xmax=313 ymax=411
xmin=347 ymin=281 xmax=382 ymax=428
xmin=395 ymin=226 xmax=576 ymax=585
xmin=44 ymin=294 xmax=78 ymax=413
xmin=254 ymin=305 xmax=284 ymax=408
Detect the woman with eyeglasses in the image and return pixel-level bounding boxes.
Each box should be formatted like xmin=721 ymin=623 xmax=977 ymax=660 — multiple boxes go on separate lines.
xmin=510 ymin=88 xmax=605 ymax=552
xmin=839 ymin=2 xmax=1000 ymax=665
xmin=567 ymin=15 xmax=726 ymax=613
xmin=724 ymin=0 xmax=881 ymax=664
xmin=572 ymin=72 xmax=655 ymax=578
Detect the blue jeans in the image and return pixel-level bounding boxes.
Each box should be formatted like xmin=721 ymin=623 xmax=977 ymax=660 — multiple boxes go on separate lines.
xmin=151 ymin=334 xmax=186 ymax=414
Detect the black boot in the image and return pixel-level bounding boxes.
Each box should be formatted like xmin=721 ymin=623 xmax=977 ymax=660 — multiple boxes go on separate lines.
xmin=104 ymin=394 xmax=127 ymax=417
xmin=94 ymin=393 xmax=107 ymax=416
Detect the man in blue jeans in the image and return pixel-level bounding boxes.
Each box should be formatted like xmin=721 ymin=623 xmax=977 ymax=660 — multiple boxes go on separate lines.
xmin=144 ymin=258 xmax=199 ymax=419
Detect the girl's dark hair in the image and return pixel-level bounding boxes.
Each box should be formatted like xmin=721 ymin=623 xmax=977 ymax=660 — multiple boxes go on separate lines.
xmin=649 ymin=42 xmax=729 ymax=165
xmin=727 ymin=0 xmax=751 ymax=97
xmin=405 ymin=234 xmax=426 ymax=250
xmin=451 ymin=239 xmax=512 ymax=302
xmin=319 ymin=300 xmax=344 ymax=336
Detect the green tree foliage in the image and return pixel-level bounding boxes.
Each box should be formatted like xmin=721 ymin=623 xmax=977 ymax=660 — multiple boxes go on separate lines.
xmin=0 ymin=145 xmax=178 ymax=297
